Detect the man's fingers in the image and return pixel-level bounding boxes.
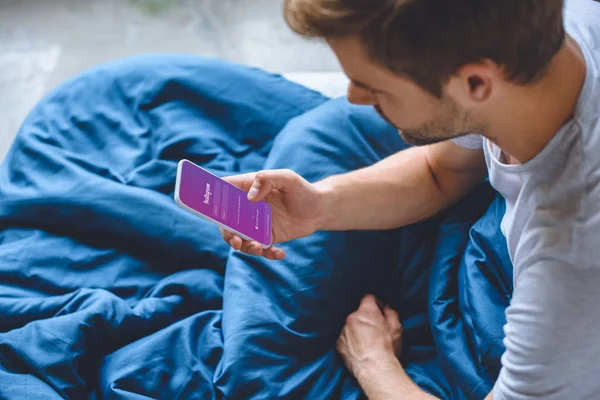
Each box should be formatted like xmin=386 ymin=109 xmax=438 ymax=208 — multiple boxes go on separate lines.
xmin=240 ymin=240 xmax=263 ymax=256
xmin=385 ymin=306 xmax=403 ymax=358
xmin=224 ymin=169 xmax=301 ymax=202
xmin=263 ymin=247 xmax=286 ymax=260
xmin=220 ymin=227 xmax=231 ymax=241
xmin=220 ymin=228 xmax=246 ymax=251
xmin=247 ymin=169 xmax=299 ymax=201
xmin=220 ymin=228 xmax=238 ymax=249
xmin=230 ymin=236 xmax=244 ymax=251
xmin=358 ymin=294 xmax=382 ymax=315
xmin=220 ymin=228 xmax=285 ymax=260
xmin=375 ymin=297 xmax=385 ymax=312
xmin=384 ymin=306 xmax=402 ymax=331
xmin=247 ymin=171 xmax=275 ymax=201
xmin=359 ymin=294 xmax=378 ymax=307
xmin=223 ymin=172 xmax=257 ymax=192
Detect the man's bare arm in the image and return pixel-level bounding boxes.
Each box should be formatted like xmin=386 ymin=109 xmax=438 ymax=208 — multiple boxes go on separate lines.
xmin=315 ymin=141 xmax=487 ymax=231
xmin=357 ymin=361 xmax=493 ymax=400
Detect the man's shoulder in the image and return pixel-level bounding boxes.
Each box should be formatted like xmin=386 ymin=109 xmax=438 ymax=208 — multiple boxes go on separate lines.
xmin=565 ymin=0 xmax=600 ymax=25
xmin=568 ymin=0 xmax=600 ymax=188
xmin=565 ymin=0 xmax=600 ymax=51
xmin=523 ymin=127 xmax=600 ymax=268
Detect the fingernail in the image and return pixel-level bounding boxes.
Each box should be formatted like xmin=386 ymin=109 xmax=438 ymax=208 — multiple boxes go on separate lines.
xmin=248 ymin=186 xmax=259 ymax=198
xmin=248 ymin=247 xmax=256 ymax=255
xmin=229 ymin=239 xmax=235 ymax=249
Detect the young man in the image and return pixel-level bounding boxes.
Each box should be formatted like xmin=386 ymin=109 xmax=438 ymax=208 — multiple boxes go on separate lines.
xmin=221 ymin=0 xmax=600 ymax=398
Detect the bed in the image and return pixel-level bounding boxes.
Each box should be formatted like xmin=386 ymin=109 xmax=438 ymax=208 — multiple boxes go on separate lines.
xmin=0 ymin=55 xmax=512 ymax=399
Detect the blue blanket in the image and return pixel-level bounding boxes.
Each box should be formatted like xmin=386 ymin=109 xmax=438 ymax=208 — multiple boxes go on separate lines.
xmin=0 ymin=55 xmax=512 ymax=400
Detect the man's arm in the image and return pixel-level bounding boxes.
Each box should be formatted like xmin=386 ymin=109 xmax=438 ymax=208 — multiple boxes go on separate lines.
xmin=342 ymin=253 xmax=600 ymax=399
xmin=315 ymin=141 xmax=487 ymax=231
xmin=355 ymin=359 xmax=440 ymax=399
xmin=356 ymin=361 xmax=493 ymax=400
xmin=337 ymin=294 xmax=494 ymax=400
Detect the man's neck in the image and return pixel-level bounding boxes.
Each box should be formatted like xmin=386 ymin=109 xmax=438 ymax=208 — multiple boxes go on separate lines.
xmin=486 ymin=35 xmax=587 ymax=164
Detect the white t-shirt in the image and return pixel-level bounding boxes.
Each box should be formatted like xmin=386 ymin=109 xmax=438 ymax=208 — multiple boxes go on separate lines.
xmin=452 ymin=0 xmax=600 ymax=398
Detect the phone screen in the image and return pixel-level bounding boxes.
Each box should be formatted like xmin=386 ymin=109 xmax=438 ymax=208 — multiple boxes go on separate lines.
xmin=176 ymin=160 xmax=272 ymax=246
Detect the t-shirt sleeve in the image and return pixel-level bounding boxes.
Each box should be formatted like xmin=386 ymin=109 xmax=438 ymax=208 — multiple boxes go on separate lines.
xmin=450 ymin=134 xmax=484 ymax=149
xmin=493 ymin=257 xmax=600 ymax=400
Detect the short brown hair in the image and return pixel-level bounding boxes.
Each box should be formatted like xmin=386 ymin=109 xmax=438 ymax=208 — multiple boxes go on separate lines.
xmin=284 ymin=0 xmax=565 ymax=97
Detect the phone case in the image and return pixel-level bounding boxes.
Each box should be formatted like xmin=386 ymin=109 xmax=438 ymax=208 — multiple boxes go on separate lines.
xmin=174 ymin=159 xmax=272 ymax=249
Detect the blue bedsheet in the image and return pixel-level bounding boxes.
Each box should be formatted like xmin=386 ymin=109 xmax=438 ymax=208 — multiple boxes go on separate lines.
xmin=0 ymin=55 xmax=512 ymax=399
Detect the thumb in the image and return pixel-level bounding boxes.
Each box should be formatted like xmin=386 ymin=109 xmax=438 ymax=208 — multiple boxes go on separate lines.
xmin=247 ymin=169 xmax=297 ymax=201
xmin=223 ymin=172 xmax=257 ymax=192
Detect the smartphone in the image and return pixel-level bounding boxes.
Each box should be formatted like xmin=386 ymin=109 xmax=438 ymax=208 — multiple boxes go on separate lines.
xmin=174 ymin=159 xmax=273 ymax=248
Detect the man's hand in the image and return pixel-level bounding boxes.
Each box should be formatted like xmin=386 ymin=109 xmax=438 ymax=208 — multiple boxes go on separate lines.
xmin=220 ymin=169 xmax=324 ymax=260
xmin=336 ymin=294 xmax=403 ymax=379
xmin=337 ymin=294 xmax=441 ymax=400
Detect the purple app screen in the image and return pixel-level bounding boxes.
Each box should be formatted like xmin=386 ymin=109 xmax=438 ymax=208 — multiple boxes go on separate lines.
xmin=178 ymin=161 xmax=272 ymax=246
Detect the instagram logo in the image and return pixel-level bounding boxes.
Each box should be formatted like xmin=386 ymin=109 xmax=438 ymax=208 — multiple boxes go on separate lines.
xmin=203 ymin=183 xmax=212 ymax=205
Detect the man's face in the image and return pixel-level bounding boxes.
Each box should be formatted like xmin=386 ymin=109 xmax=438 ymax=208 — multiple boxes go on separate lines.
xmin=328 ymin=36 xmax=484 ymax=146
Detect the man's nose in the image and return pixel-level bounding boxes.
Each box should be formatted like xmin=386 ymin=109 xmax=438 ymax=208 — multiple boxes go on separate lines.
xmin=347 ymin=83 xmax=376 ymax=105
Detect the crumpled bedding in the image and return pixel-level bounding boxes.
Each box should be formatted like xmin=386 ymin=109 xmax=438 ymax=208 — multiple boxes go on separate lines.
xmin=0 ymin=55 xmax=512 ymax=400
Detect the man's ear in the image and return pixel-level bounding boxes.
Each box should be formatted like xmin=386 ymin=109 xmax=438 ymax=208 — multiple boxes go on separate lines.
xmin=454 ymin=60 xmax=502 ymax=103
